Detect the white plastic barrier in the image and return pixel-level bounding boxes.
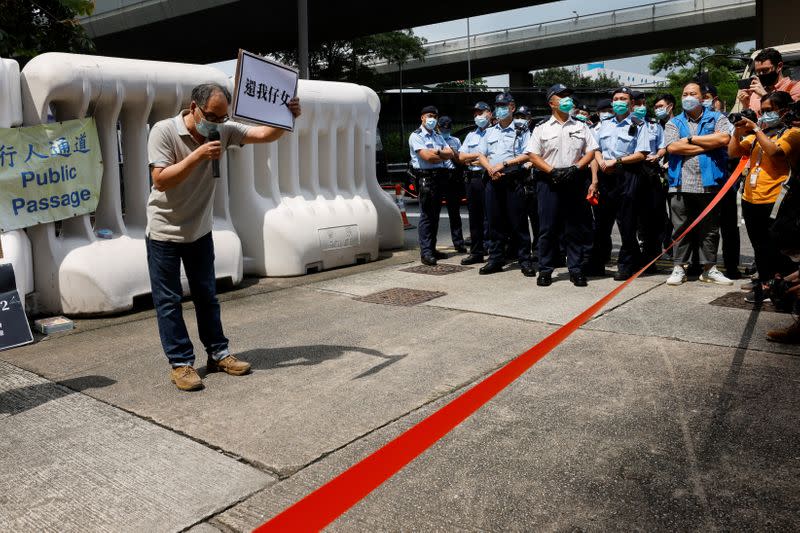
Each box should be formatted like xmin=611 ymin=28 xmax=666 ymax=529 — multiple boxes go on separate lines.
xmin=227 ymin=80 xmax=402 ymax=276
xmin=0 ymin=57 xmax=34 ymax=305
xmin=20 ymin=52 xmax=242 ymax=315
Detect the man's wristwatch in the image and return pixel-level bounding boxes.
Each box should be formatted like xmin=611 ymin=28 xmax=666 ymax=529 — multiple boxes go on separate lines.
xmin=503 ymin=160 xmax=509 ymax=168
xmin=615 ymin=158 xmax=622 ymax=166
xmin=687 ymin=136 xmax=694 ymax=145
xmin=436 ymin=148 xmax=441 ymax=156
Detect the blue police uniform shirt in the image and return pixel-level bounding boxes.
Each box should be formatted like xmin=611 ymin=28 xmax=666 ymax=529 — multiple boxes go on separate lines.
xmin=409 ymin=127 xmax=448 ymax=169
xmin=593 ymin=114 xmax=651 ymax=159
xmin=442 ymin=135 xmax=462 ymax=169
xmin=483 ymin=123 xmax=529 ymax=166
xmin=646 ymin=121 xmax=665 ymax=153
xmin=461 ymin=127 xmax=489 ymax=170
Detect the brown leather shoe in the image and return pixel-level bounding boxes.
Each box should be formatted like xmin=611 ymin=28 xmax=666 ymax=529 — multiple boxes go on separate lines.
xmin=207 ymin=354 xmax=251 ymax=376
xmin=767 ymin=320 xmax=800 ymax=344
xmin=170 ymin=365 xmax=203 ymax=391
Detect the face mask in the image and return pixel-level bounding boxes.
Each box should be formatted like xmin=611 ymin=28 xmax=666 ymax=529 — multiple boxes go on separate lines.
xmin=612 ymin=101 xmax=629 ymax=115
xmin=758 ymin=70 xmax=779 ymax=87
xmin=441 ymin=131 xmax=451 ymax=139
xmin=759 ymin=111 xmax=782 ymax=128
xmin=513 ymin=118 xmax=528 ymax=131
xmin=702 ymin=99 xmax=714 ymax=109
xmin=681 ymin=96 xmax=701 ymax=111
xmin=558 ymin=97 xmax=574 ymax=113
xmin=574 ymin=114 xmax=588 ymax=122
xmin=633 ymin=105 xmax=647 ymax=119
xmin=474 ymin=115 xmax=489 ymax=128
xmin=195 ymin=117 xmax=218 ymax=138
xmin=654 ymin=107 xmax=670 ymax=120
xmin=424 ymin=117 xmax=437 ymax=130
xmin=495 ymin=106 xmax=510 ymax=120
xmin=599 ymin=112 xmax=613 ymax=121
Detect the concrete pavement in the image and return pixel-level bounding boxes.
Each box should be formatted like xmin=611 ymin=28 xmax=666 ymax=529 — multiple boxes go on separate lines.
xmin=1 ymin=205 xmax=799 ymax=531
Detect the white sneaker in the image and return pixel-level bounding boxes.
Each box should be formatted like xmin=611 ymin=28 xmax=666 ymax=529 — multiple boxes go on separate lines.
xmin=700 ymin=266 xmax=733 ymax=285
xmin=666 ymin=265 xmax=687 ymax=286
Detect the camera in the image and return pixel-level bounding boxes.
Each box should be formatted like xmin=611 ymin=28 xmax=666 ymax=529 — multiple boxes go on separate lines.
xmin=782 ymin=101 xmax=800 ymax=127
xmin=728 ymin=108 xmax=757 ymax=125
xmin=768 ymin=277 xmax=797 ymax=312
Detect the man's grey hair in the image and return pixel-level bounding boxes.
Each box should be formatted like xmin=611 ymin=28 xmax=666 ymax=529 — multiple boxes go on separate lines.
xmin=191 ymin=83 xmax=231 ymax=107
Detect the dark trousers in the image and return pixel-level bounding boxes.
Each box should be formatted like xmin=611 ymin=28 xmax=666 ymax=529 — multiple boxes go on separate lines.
xmin=669 ymin=192 xmax=720 ymax=265
xmin=416 ymin=175 xmax=443 ymax=256
xmin=742 ymin=200 xmax=795 ymax=281
xmin=537 ymin=176 xmax=592 ymax=275
xmin=146 ymin=232 xmax=229 ymax=367
xmin=484 ymin=174 xmax=532 ymax=265
xmin=590 ymin=170 xmax=642 ymax=273
xmin=465 ymin=172 xmax=487 ymax=256
xmin=639 ymin=168 xmax=668 ymax=262
xmin=524 ymin=183 xmax=539 ymax=259
xmin=443 ymin=171 xmax=465 ymax=249
xmin=719 ymin=182 xmax=741 ymax=271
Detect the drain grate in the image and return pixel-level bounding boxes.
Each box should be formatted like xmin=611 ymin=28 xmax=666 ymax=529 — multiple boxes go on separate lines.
xmin=355 ymin=287 xmax=446 ymax=306
xmin=400 ymin=264 xmax=473 ymax=276
xmin=709 ymin=291 xmax=783 ymax=313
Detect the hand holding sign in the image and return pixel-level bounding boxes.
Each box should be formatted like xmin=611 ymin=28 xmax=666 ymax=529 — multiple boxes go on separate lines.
xmin=232 ymin=50 xmax=299 ymax=131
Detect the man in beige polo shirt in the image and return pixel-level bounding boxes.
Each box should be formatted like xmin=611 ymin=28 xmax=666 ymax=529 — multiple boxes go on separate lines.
xmin=147 ymin=82 xmax=301 ymax=391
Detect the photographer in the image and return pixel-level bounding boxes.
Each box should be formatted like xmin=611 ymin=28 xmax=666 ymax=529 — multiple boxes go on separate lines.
xmin=737 ymin=48 xmax=800 ymax=115
xmin=147 ymin=82 xmax=301 ymax=391
xmin=729 ymin=91 xmax=800 ymax=302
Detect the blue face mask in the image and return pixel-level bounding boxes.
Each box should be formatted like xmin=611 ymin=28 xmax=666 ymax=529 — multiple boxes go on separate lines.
xmin=195 ymin=117 xmax=218 ymax=138
xmin=633 ymin=105 xmax=647 ymax=119
xmin=558 ymin=97 xmax=574 ymax=113
xmin=495 ymin=106 xmax=510 ymax=120
xmin=655 ymin=107 xmax=670 ymax=120
xmin=441 ymin=131 xmax=451 ymax=139
xmin=474 ymin=115 xmax=490 ymax=129
xmin=702 ymin=98 xmax=714 ymax=109
xmin=759 ymin=111 xmax=782 ymax=128
xmin=424 ymin=117 xmax=438 ymax=131
xmin=681 ymin=96 xmax=701 ymax=112
xmin=612 ymin=101 xmax=629 ymax=115
xmin=599 ymin=112 xmax=613 ymax=121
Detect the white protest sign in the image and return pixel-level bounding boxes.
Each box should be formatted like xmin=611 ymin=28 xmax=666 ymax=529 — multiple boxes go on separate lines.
xmin=232 ymin=50 xmax=298 ymax=132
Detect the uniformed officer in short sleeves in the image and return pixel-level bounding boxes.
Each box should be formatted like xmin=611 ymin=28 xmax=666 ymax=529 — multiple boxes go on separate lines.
xmin=458 ymin=102 xmax=493 ymax=265
xmin=438 ymin=115 xmax=467 ymax=254
xmin=408 ymin=105 xmax=455 ymax=265
xmin=526 ymin=84 xmax=599 ymax=287
xmin=476 ymin=92 xmax=535 ymax=277
xmin=588 ymin=86 xmax=650 ymax=280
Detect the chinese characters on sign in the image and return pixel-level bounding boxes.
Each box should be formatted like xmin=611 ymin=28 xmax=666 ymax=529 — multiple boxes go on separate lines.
xmin=0 ymin=118 xmax=103 ymax=231
xmin=232 ymin=49 xmax=298 ymax=131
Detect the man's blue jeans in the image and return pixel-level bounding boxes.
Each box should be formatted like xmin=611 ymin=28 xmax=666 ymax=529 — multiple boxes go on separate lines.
xmin=146 ymin=232 xmax=229 ymax=367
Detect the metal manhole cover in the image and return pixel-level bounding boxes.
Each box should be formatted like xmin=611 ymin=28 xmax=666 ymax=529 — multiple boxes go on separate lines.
xmin=355 ymin=288 xmax=446 ymax=306
xmin=400 ymin=264 xmax=473 ymax=276
xmin=709 ymin=291 xmax=782 ymax=313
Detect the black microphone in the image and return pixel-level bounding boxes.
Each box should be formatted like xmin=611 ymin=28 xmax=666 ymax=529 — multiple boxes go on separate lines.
xmin=208 ymin=129 xmax=221 ymax=178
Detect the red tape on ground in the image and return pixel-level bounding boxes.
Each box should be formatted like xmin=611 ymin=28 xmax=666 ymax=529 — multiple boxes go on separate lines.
xmin=255 ymin=157 xmax=749 ymax=532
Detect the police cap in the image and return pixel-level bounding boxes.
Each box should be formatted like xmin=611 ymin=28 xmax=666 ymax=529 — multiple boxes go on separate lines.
xmin=596 ymin=98 xmax=612 ymax=111
xmin=631 ymin=90 xmax=645 ymax=101
xmin=546 ymin=83 xmax=573 ymax=101
xmin=495 ymin=92 xmax=515 ymax=105
xmin=473 ymin=101 xmax=491 ymax=112
xmin=611 ymin=86 xmax=633 ymax=98
xmin=702 ymin=83 xmax=718 ymax=96
xmin=437 ymin=116 xmax=453 ymax=129
xmin=514 ymin=105 xmax=532 ymax=117
xmin=420 ymin=105 xmax=438 ymax=115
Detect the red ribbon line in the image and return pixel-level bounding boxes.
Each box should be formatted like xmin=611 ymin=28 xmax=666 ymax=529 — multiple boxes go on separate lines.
xmin=254 ymin=157 xmax=749 ymax=533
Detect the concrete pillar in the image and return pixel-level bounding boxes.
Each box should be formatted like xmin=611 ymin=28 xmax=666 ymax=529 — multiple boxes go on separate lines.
xmin=757 ymin=0 xmax=800 ymax=48
xmin=508 ymin=70 xmax=531 ymax=89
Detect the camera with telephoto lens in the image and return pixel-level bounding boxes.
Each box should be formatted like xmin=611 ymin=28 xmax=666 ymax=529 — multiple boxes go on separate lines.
xmin=767 ymin=277 xmax=797 ymax=312
xmin=782 ymin=101 xmax=800 ymax=127
xmin=728 ymin=108 xmax=757 ymax=125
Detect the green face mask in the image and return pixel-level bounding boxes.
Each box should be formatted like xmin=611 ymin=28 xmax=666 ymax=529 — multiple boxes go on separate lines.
xmin=558 ymin=97 xmax=574 ymax=113
xmin=612 ymin=101 xmax=629 ymax=115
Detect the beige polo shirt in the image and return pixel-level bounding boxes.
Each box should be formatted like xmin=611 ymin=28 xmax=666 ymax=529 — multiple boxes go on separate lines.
xmin=146 ymin=110 xmax=250 ymax=242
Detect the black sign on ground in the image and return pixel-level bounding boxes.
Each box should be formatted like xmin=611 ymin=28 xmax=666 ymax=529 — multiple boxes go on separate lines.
xmin=0 ymin=263 xmax=34 ymax=351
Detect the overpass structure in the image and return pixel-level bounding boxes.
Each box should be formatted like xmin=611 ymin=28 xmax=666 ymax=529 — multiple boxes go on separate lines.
xmin=373 ymin=0 xmax=756 ymax=86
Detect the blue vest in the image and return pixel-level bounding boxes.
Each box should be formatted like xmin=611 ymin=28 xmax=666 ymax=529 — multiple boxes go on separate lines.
xmin=667 ymin=109 xmax=727 ymax=188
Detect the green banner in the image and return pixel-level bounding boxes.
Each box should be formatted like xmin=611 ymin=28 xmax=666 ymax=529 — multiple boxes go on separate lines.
xmin=0 ymin=118 xmax=103 ymax=232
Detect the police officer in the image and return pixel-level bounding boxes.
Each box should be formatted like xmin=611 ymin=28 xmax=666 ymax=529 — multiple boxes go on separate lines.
xmin=476 ymin=92 xmax=535 ymax=277
xmin=409 ymin=105 xmax=455 ymax=265
xmin=595 ymin=99 xmax=614 ymax=131
xmin=526 ymin=84 xmax=599 ymax=286
xmin=573 ymin=103 xmax=593 ymax=127
xmin=514 ymin=105 xmax=539 ymax=261
xmin=589 ymin=86 xmax=650 ymax=280
xmin=459 ymin=102 xmax=493 ymax=265
xmin=438 ymin=116 xmax=468 ymax=254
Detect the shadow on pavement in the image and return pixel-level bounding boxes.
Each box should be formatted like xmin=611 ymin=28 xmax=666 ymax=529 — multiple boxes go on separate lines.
xmin=231 ymin=345 xmax=407 ymax=380
xmin=0 ymin=375 xmax=116 ymax=416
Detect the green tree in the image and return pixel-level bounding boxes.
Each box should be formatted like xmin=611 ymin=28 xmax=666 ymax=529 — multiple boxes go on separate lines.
xmin=529 ymin=67 xmax=618 ymax=89
xmin=0 ymin=0 xmax=95 ymax=67
xmin=435 ymin=78 xmax=489 ymax=90
xmin=649 ymin=43 xmax=752 ymax=111
xmin=272 ymin=30 xmax=426 ymax=89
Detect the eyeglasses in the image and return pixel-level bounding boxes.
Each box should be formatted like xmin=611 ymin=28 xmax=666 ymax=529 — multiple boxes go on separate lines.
xmin=195 ymin=105 xmax=229 ymax=124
